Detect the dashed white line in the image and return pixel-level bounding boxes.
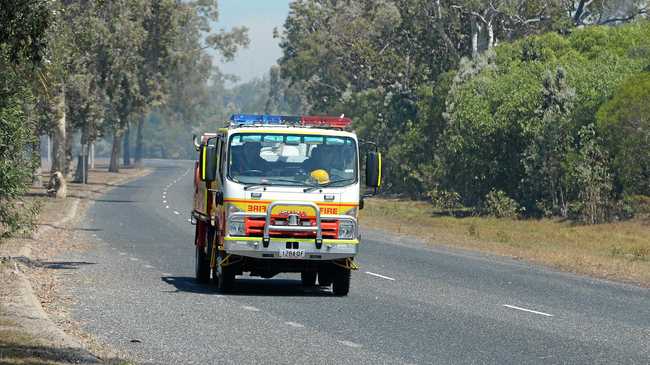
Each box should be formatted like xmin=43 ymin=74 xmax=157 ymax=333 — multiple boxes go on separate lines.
xmin=173 ymin=211 xmax=180 ymax=215
xmin=144 ymin=264 xmax=154 ymax=269
xmin=337 ymin=340 xmax=362 ymax=348
xmin=129 ymin=257 xmax=139 ymax=262
xmin=242 ymin=305 xmax=260 ymax=312
xmin=285 ymin=321 xmax=304 ymax=328
xmin=365 ymin=271 xmax=395 ymax=281
xmin=165 ymin=205 xmax=170 ymax=209
xmin=119 ymin=252 xmax=127 ymax=256
xmin=162 ymin=273 xmax=172 ymax=277
xmin=503 ymin=304 xmax=553 ymax=317
xmin=163 ymin=200 xmax=167 ymax=203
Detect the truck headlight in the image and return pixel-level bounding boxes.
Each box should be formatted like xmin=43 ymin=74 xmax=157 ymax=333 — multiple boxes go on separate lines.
xmin=338 ymin=219 xmax=356 ymax=239
xmin=227 ymin=204 xmax=245 ymax=236
xmin=227 ymin=216 xmax=245 ymax=236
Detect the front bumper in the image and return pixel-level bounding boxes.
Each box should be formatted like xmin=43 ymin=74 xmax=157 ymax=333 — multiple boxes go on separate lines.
xmin=223 ymin=237 xmax=359 ymax=260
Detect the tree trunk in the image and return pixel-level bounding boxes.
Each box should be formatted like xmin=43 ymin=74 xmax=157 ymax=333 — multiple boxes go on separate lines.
xmin=109 ymin=131 xmax=122 ymax=173
xmin=123 ymin=122 xmax=131 ymax=167
xmin=90 ymin=142 xmax=95 ymax=169
xmin=471 ymin=15 xmax=480 ymax=58
xmin=487 ymin=21 xmax=495 ymax=50
xmin=51 ymin=84 xmax=67 ymax=176
xmin=134 ymin=116 xmax=144 ymax=168
xmin=74 ymin=123 xmax=90 ymax=183
xmin=32 ymin=138 xmax=42 ymax=188
xmin=64 ymin=118 xmax=74 ymax=177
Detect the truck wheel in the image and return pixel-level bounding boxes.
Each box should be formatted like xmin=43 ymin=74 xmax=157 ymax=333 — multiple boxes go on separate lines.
xmin=318 ymin=270 xmax=333 ymax=286
xmin=195 ymin=244 xmax=210 ymax=283
xmin=216 ymin=250 xmax=235 ymax=292
xmin=301 ymin=272 xmax=317 ymax=286
xmin=332 ymin=267 xmax=351 ymax=296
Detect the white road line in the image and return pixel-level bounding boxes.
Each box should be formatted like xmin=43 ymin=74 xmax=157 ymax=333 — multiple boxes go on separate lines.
xmin=163 ymin=200 xmax=167 ymax=204
xmin=129 ymin=257 xmax=139 ymax=261
xmin=119 ymin=252 xmax=127 ymax=256
xmin=173 ymin=211 xmax=180 ymax=215
xmin=144 ymin=264 xmax=154 ymax=269
xmin=503 ymin=304 xmax=553 ymax=317
xmin=165 ymin=205 xmax=170 ymax=209
xmin=242 ymin=305 xmax=260 ymax=312
xmin=365 ymin=271 xmax=395 ymax=281
xmin=285 ymin=321 xmax=305 ymax=328
xmin=337 ymin=340 xmax=362 ymax=348
xmin=162 ymin=273 xmax=172 ymax=277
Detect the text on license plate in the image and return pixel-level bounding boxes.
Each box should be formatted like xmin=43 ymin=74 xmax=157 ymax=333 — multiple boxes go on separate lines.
xmin=279 ymin=249 xmax=305 ymax=258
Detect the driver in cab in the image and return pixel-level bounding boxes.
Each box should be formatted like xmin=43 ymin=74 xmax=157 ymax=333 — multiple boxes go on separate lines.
xmin=306 ymin=144 xmax=344 ymax=185
xmin=231 ymin=142 xmax=269 ymax=176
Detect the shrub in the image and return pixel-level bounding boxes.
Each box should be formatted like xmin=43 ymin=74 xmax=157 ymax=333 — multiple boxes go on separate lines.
xmin=481 ymin=190 xmax=521 ymax=218
xmin=428 ymin=187 xmax=461 ymax=215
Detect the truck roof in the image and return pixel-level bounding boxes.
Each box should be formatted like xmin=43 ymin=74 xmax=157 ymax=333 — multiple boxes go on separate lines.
xmin=228 ymin=126 xmax=357 ymax=139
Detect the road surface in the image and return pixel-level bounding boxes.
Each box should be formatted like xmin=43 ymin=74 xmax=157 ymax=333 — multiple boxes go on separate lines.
xmin=57 ymin=160 xmax=650 ymax=364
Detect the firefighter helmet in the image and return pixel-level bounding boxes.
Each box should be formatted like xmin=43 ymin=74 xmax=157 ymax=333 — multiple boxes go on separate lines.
xmin=310 ymin=169 xmax=330 ymax=185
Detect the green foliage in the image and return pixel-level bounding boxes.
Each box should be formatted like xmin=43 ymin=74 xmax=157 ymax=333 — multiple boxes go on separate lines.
xmin=481 ymin=190 xmax=521 ymax=219
xmin=568 ymin=124 xmax=613 ymax=224
xmin=428 ymin=186 xmax=461 ymax=215
xmin=596 ymin=72 xmax=650 ymax=196
xmin=0 ymin=84 xmax=39 ymax=238
xmin=442 ymin=21 xmax=650 ymax=218
xmin=0 ymin=1 xmax=50 ymax=239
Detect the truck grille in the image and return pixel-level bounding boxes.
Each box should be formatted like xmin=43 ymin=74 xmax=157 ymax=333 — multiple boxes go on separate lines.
xmin=244 ymin=216 xmax=339 ymax=238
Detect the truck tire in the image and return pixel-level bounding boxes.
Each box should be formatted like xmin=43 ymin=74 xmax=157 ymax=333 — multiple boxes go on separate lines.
xmin=195 ymin=244 xmax=210 ymax=283
xmin=332 ymin=267 xmax=351 ymax=296
xmin=301 ymin=272 xmax=317 ymax=286
xmin=318 ymin=270 xmax=333 ymax=286
xmin=216 ymin=250 xmax=235 ymax=292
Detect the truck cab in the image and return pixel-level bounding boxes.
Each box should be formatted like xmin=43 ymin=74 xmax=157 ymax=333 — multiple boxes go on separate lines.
xmin=192 ymin=114 xmax=381 ymax=296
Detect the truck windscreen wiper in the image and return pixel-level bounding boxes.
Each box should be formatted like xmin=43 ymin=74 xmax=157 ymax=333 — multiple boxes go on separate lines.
xmin=303 ymin=178 xmax=356 ymax=192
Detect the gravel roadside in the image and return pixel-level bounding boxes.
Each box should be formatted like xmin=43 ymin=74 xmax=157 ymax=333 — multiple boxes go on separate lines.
xmin=0 ymin=165 xmax=150 ymax=365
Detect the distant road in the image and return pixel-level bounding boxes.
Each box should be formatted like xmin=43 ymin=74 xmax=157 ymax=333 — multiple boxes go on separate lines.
xmin=59 ymin=159 xmax=650 ymax=364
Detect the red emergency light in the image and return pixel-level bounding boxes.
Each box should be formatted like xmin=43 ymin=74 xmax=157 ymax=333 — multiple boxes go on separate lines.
xmin=300 ymin=116 xmax=352 ymax=129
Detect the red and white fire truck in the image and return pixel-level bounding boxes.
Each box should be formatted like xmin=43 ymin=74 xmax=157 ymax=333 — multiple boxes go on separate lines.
xmin=191 ymin=114 xmax=381 ymax=295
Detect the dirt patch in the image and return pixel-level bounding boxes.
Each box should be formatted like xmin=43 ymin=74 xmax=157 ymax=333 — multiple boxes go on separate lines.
xmin=0 ymin=165 xmax=149 ymax=365
xmin=361 ymin=197 xmax=650 ymax=287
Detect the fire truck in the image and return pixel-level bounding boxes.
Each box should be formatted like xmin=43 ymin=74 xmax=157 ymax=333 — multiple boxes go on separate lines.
xmin=191 ymin=114 xmax=381 ymax=296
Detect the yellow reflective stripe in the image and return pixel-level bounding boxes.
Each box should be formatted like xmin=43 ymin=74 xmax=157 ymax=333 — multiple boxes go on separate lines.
xmin=201 ymin=147 xmax=206 ymax=180
xmin=377 ymin=152 xmax=382 ymax=187
xmin=223 ymin=237 xmax=359 ymax=245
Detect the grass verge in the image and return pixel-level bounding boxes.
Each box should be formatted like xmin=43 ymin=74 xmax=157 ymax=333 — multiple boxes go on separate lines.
xmin=360 ymin=198 xmax=650 ymax=286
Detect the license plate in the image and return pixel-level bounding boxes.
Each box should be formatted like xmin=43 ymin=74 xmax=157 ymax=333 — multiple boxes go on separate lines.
xmin=279 ymin=249 xmax=305 ymax=259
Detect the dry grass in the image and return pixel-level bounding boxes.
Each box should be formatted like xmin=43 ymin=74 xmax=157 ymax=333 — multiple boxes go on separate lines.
xmin=360 ymin=198 xmax=650 ymax=286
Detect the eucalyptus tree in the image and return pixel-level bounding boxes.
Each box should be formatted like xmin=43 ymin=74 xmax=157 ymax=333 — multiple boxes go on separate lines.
xmin=0 ymin=0 xmax=51 ymax=237
xmin=130 ymin=0 xmax=248 ymax=167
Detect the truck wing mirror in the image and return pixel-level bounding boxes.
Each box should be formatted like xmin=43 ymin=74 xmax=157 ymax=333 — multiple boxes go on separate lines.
xmin=199 ymin=138 xmax=218 ymax=182
xmin=365 ymin=151 xmax=382 ymax=189
xmin=193 ymin=134 xmax=201 ymax=151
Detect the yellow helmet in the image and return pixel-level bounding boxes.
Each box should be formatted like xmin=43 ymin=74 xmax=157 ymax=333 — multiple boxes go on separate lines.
xmin=310 ymin=169 xmax=330 ymax=185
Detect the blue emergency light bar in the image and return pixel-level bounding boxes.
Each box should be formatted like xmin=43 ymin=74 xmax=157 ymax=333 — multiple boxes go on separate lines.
xmin=229 ymin=114 xmax=353 ymax=129
xmin=229 ymin=114 xmax=301 ymax=125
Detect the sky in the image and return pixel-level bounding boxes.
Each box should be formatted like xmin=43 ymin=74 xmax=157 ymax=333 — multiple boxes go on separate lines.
xmin=215 ymin=0 xmax=292 ymax=85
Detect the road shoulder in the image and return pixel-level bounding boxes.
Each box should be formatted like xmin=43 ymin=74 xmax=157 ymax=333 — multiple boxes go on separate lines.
xmin=0 ymin=167 xmax=149 ymax=365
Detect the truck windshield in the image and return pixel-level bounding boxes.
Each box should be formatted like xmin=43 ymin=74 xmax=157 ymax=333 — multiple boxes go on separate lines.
xmin=228 ymin=133 xmax=358 ymax=188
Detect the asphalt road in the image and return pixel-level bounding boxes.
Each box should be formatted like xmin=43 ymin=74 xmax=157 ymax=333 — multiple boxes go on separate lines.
xmin=58 ymin=159 xmax=650 ymax=364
